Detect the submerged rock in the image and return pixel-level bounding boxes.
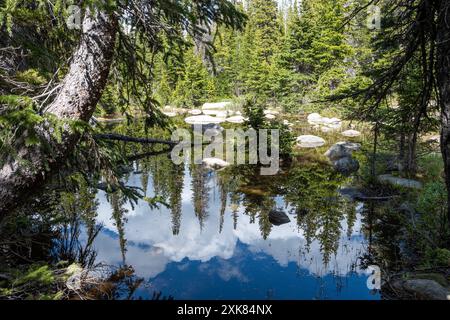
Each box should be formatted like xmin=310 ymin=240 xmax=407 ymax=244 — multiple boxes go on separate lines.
xmin=269 ymin=210 xmax=291 ymax=226
xmin=378 ymin=174 xmax=423 ymax=189
xmin=296 ymin=135 xmax=326 ymax=148
xmin=202 ymin=158 xmax=230 ymax=170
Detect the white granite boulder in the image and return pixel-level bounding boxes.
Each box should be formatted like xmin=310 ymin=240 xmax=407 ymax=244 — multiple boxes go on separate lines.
xmin=202 ymin=110 xmax=228 ymax=118
xmin=184 ymin=115 xmax=224 ymax=125
xmin=264 ymin=109 xmax=280 ymax=115
xmin=307 ymin=113 xmax=323 ymax=125
xmin=188 ymin=109 xmax=202 ymax=115
xmin=296 ymin=135 xmax=326 ymax=148
xmin=341 ymin=130 xmax=361 ymax=138
xmin=226 ymin=116 xmax=246 ymax=124
xmin=162 ymin=111 xmax=177 ymax=117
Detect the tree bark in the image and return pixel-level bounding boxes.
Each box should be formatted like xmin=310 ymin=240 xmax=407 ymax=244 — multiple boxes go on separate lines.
xmin=437 ymin=0 xmax=450 ymax=227
xmin=0 ymin=9 xmax=118 ymax=217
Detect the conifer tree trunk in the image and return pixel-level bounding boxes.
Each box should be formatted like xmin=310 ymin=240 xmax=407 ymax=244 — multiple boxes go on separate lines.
xmin=0 ymin=9 xmax=118 ymax=217
xmin=437 ymin=0 xmax=450 ymax=226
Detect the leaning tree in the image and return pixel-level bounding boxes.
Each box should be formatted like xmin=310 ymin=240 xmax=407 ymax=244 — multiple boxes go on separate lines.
xmin=0 ymin=0 xmax=245 ymax=216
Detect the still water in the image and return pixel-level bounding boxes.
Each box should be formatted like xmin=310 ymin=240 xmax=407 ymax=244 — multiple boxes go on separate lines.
xmin=80 ymin=153 xmax=380 ymax=300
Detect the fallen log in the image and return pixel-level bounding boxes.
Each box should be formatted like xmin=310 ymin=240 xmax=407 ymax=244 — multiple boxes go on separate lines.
xmin=94 ymin=133 xmax=178 ymax=146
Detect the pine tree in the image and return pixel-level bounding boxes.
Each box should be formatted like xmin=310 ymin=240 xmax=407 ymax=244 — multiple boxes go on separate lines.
xmin=241 ymin=0 xmax=282 ymax=98
xmin=277 ymin=0 xmax=353 ymax=109
xmin=172 ymin=49 xmax=214 ymax=107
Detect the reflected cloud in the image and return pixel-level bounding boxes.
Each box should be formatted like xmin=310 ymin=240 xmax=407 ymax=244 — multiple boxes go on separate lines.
xmin=94 ymin=169 xmax=367 ymax=280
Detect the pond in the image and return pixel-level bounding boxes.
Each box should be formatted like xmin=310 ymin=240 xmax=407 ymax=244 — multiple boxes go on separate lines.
xmin=69 ymin=150 xmax=380 ymax=300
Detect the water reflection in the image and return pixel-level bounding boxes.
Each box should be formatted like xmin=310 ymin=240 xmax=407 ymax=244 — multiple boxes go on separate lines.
xmin=84 ymin=154 xmax=379 ymax=300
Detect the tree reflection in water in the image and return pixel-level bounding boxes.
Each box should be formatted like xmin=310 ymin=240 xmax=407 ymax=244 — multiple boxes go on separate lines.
xmin=1 ymin=150 xmax=389 ymax=299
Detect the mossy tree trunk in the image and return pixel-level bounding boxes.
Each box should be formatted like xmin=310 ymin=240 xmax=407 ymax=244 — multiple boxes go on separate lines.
xmin=0 ymin=9 xmax=118 ymax=216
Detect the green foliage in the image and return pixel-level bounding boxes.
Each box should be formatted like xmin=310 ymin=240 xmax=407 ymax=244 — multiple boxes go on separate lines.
xmin=0 ymin=264 xmax=64 ymax=300
xmin=13 ymin=265 xmax=55 ymax=287
xmin=15 ymin=69 xmax=47 ymax=85
xmin=144 ymin=0 xmax=368 ymax=113
xmin=423 ymin=248 xmax=450 ymax=268
xmin=406 ymin=181 xmax=450 ymax=265
xmin=172 ymin=49 xmax=215 ymax=107
xmin=242 ymin=95 xmax=265 ymax=129
xmin=0 ymin=96 xmax=44 ymax=165
xmin=143 ymin=195 xmax=170 ymax=210
xmin=417 ymin=153 xmax=444 ymax=182
xmin=242 ymin=95 xmax=294 ymax=158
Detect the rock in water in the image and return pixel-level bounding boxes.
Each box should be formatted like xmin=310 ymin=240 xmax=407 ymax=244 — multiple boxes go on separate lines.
xmin=226 ymin=116 xmax=246 ymax=124
xmin=185 ymin=115 xmax=224 ymax=125
xmin=378 ymin=174 xmax=423 ymax=189
xmin=163 ymin=111 xmax=177 ymax=117
xmin=202 ymin=158 xmax=230 ymax=170
xmin=296 ymin=135 xmax=326 ymax=148
xmin=341 ymin=130 xmax=361 ymax=138
xmin=264 ymin=109 xmax=280 ymax=115
xmin=333 ymin=157 xmax=360 ymax=175
xmin=321 ymin=117 xmax=342 ymax=129
xmin=324 ymin=141 xmax=361 ymax=161
xmin=269 ymin=210 xmax=291 ymax=226
xmin=188 ymin=109 xmax=202 ymax=115
xmin=202 ymin=109 xmax=221 ymax=116
xmin=307 ymin=113 xmax=322 ymax=125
